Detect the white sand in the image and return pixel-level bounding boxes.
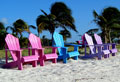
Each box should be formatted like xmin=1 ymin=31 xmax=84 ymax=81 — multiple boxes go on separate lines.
xmin=0 ymin=53 xmax=120 ymax=82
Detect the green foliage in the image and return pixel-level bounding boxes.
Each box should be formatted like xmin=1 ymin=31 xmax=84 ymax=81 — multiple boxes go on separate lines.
xmin=36 ymin=11 xmax=57 ymax=36
xmin=86 ymin=28 xmax=99 ymax=36
xmin=19 ymin=37 xmax=29 ymax=48
xmin=6 ymin=19 xmax=29 ymax=38
xmin=41 ymin=35 xmax=52 ymax=46
xmin=6 ymin=19 xmax=36 ymax=38
xmin=51 ymin=2 xmax=77 ymax=32
xmin=93 ymin=7 xmax=120 ymax=43
xmin=36 ymin=2 xmax=77 ymax=38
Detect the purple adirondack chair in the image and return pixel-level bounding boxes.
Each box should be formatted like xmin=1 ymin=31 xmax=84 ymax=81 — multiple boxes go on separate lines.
xmin=83 ymin=33 xmax=110 ymax=59
xmin=4 ymin=34 xmax=38 ymax=70
xmin=28 ymin=33 xmax=58 ymax=66
xmin=94 ymin=34 xmax=117 ymax=56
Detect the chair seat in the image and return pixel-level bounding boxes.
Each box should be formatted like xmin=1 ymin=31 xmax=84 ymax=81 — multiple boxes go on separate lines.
xmin=103 ymin=50 xmax=110 ymax=54
xmin=44 ymin=53 xmax=58 ymax=59
xmin=68 ymin=51 xmax=79 ymax=57
xmin=110 ymin=49 xmax=117 ymax=53
xmin=22 ymin=55 xmax=38 ymax=62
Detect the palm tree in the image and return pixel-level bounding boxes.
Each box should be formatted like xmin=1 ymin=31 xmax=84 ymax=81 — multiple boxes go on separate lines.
xmin=36 ymin=2 xmax=77 ymax=38
xmin=86 ymin=28 xmax=99 ymax=36
xmin=93 ymin=7 xmax=120 ymax=43
xmin=36 ymin=10 xmax=57 ymax=37
xmin=51 ymin=2 xmax=77 ymax=32
xmin=6 ymin=19 xmax=36 ymax=38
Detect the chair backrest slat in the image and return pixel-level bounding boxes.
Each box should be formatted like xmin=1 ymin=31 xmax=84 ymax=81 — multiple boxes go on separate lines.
xmin=94 ymin=34 xmax=103 ymax=44
xmin=85 ymin=33 xmax=95 ymax=54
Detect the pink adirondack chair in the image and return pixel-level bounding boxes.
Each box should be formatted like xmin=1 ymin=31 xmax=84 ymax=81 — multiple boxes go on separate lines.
xmin=83 ymin=33 xmax=110 ymax=59
xmin=94 ymin=34 xmax=117 ymax=56
xmin=4 ymin=34 xmax=38 ymax=70
xmin=28 ymin=33 xmax=58 ymax=66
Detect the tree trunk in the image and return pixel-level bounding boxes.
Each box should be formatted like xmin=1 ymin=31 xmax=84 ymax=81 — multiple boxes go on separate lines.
xmin=108 ymin=29 xmax=112 ymax=43
xmin=37 ymin=30 xmax=40 ymax=37
xmin=104 ymin=27 xmax=111 ymax=43
xmin=51 ymin=29 xmax=55 ymax=46
xmin=105 ymin=28 xmax=111 ymax=43
xmin=104 ymin=27 xmax=108 ymax=43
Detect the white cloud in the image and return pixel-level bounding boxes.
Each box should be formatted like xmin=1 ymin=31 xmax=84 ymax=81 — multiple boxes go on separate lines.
xmin=0 ymin=18 xmax=8 ymax=24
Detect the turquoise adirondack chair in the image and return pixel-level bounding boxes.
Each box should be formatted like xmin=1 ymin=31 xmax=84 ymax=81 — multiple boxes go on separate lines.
xmin=4 ymin=34 xmax=38 ymax=70
xmin=83 ymin=33 xmax=110 ymax=59
xmin=53 ymin=32 xmax=80 ymax=63
xmin=28 ymin=33 xmax=58 ymax=66
xmin=94 ymin=34 xmax=117 ymax=57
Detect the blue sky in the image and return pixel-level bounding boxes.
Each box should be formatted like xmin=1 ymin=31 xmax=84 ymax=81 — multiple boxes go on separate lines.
xmin=0 ymin=0 xmax=120 ymax=42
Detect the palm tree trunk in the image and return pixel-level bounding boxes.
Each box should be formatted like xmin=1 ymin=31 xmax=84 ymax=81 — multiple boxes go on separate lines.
xmin=37 ymin=30 xmax=40 ymax=37
xmin=104 ymin=27 xmax=108 ymax=43
xmin=108 ymin=29 xmax=112 ymax=43
xmin=51 ymin=32 xmax=54 ymax=46
xmin=105 ymin=34 xmax=107 ymax=43
xmin=51 ymin=29 xmax=55 ymax=46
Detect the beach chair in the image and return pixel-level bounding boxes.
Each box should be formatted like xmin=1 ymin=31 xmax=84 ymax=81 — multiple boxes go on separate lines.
xmin=53 ymin=32 xmax=80 ymax=63
xmin=83 ymin=33 xmax=110 ymax=59
xmin=28 ymin=33 xmax=58 ymax=66
xmin=4 ymin=34 xmax=38 ymax=70
xmin=94 ymin=34 xmax=117 ymax=56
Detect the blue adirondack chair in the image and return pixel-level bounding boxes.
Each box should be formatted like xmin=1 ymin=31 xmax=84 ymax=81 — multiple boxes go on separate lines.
xmin=83 ymin=33 xmax=110 ymax=59
xmin=53 ymin=32 xmax=80 ymax=63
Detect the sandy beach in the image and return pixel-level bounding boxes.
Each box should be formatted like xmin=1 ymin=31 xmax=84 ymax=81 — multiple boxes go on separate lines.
xmin=0 ymin=53 xmax=120 ymax=82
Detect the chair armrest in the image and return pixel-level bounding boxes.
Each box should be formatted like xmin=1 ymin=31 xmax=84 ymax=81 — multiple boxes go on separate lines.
xmin=29 ymin=47 xmax=44 ymax=57
xmin=85 ymin=44 xmax=105 ymax=47
xmin=102 ymin=43 xmax=116 ymax=48
xmin=28 ymin=47 xmax=44 ymax=50
xmin=65 ymin=43 xmax=80 ymax=51
xmin=65 ymin=43 xmax=82 ymax=47
xmin=52 ymin=45 xmax=68 ymax=49
xmin=8 ymin=49 xmax=22 ymax=51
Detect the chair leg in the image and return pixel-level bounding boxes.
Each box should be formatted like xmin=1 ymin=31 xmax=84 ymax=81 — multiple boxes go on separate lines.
xmin=104 ymin=54 xmax=108 ymax=58
xmin=112 ymin=53 xmax=115 ymax=56
xmin=98 ymin=54 xmax=102 ymax=60
xmin=40 ymin=59 xmax=45 ymax=66
xmin=32 ymin=61 xmax=37 ymax=67
xmin=18 ymin=61 xmax=23 ymax=70
xmin=63 ymin=58 xmax=67 ymax=63
xmin=74 ymin=56 xmax=78 ymax=60
xmin=52 ymin=59 xmax=57 ymax=63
